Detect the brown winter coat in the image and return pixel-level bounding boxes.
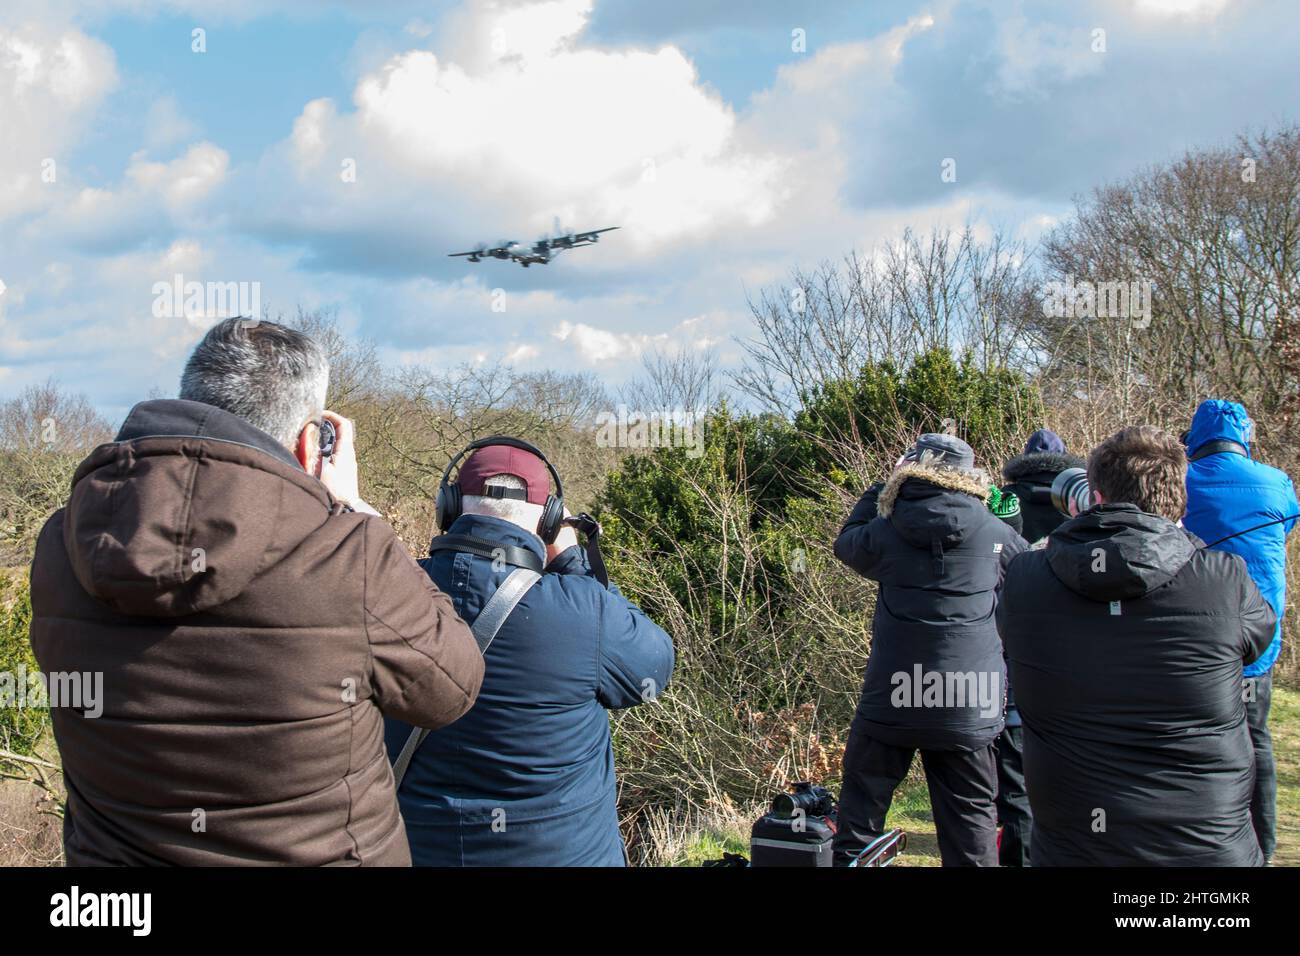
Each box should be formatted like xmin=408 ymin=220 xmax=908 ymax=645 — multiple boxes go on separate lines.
xmin=28 ymin=399 xmax=483 ymax=866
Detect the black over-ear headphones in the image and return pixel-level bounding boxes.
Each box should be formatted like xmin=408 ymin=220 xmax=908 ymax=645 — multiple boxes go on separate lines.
xmin=435 ymin=435 xmax=566 ymax=543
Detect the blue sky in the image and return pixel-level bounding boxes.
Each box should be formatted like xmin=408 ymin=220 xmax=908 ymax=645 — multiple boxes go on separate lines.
xmin=1 ymin=0 xmax=1296 ymax=423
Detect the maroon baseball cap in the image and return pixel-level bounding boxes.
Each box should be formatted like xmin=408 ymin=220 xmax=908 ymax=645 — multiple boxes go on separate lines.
xmin=458 ymin=443 xmax=552 ymax=505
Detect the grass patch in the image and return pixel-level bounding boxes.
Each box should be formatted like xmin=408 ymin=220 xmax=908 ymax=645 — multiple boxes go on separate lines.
xmin=669 ymin=828 xmax=750 ymax=867
xmin=1271 ymin=685 xmax=1299 ymax=867
xmin=883 ymin=772 xmax=940 ymax=867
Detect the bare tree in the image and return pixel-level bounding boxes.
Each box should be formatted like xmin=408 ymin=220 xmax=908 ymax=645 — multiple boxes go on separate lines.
xmin=619 ymin=346 xmax=721 ymax=413
xmin=350 ymin=362 xmax=610 ymax=547
xmin=732 ymin=260 xmax=874 ymax=415
xmin=0 ymin=382 xmax=114 ymax=561
xmin=0 ymin=380 xmax=113 ymax=453
xmin=1039 ymin=125 xmax=1300 ymax=450
xmin=733 ymin=227 xmax=1043 ymax=415
xmin=283 ymin=306 xmax=382 ymax=409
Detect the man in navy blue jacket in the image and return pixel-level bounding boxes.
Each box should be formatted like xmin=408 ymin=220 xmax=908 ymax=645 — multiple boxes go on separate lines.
xmin=385 ymin=441 xmax=674 ymax=866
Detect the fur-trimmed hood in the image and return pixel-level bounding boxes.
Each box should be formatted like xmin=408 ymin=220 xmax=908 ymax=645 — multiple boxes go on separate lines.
xmin=833 ymin=457 xmax=1027 ymax=751
xmin=1001 ymin=450 xmax=1084 ymax=484
xmin=878 ymin=461 xmax=990 ymax=518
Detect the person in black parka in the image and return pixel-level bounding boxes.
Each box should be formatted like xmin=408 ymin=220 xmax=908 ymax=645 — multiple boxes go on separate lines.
xmin=832 ymin=434 xmax=1027 ymax=866
xmin=1000 ymin=428 xmax=1085 ymax=547
xmin=994 ymin=427 xmax=1083 ymax=865
xmin=997 ymin=426 xmax=1275 ymax=866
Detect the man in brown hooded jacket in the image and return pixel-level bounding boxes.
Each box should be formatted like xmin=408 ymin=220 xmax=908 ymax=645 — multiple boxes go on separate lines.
xmin=28 ymin=318 xmax=484 ymax=865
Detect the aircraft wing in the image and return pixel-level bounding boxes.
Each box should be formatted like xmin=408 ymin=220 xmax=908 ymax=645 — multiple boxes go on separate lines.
xmin=571 ymin=226 xmax=619 ymax=242
xmin=449 ymin=244 xmax=510 ymax=258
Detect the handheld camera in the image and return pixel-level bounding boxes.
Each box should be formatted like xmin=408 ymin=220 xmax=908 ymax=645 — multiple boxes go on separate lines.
xmin=1051 ymin=467 xmax=1092 ymax=518
xmin=319 ymin=419 xmax=337 ymax=460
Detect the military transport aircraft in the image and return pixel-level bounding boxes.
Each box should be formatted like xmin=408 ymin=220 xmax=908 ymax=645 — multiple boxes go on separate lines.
xmin=449 ymin=226 xmax=619 ymax=267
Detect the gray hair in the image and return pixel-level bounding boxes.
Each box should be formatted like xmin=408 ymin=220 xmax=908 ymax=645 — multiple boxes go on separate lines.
xmin=179 ymin=318 xmax=329 ymax=447
xmin=463 ymin=474 xmax=540 ymax=526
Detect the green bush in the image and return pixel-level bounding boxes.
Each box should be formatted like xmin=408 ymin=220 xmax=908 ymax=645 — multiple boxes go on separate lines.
xmin=598 ymin=347 xmax=1043 ymax=821
xmin=0 ymin=569 xmax=46 ymax=761
xmin=794 ymin=348 xmax=1044 ymax=488
xmin=598 ymin=410 xmax=868 ymax=811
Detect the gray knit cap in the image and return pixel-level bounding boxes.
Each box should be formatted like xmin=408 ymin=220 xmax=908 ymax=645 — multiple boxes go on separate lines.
xmin=902 ymin=433 xmax=977 ymax=472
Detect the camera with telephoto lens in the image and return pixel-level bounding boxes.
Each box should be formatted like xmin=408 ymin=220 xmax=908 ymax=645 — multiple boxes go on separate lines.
xmin=771 ymin=781 xmax=836 ymax=819
xmin=1051 ymin=466 xmax=1093 ymax=518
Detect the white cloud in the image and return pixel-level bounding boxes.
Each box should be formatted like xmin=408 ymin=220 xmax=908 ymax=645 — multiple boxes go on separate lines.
xmin=260 ymin=0 xmax=784 ymax=252
xmin=770 ymin=13 xmax=936 ymax=99
xmin=552 ymin=319 xmax=668 ymax=363
xmin=1133 ymin=0 xmax=1231 ymax=19
xmin=31 ymin=142 xmax=230 ymax=248
xmin=144 ymin=94 xmax=200 ymax=151
xmin=129 ymin=142 xmax=229 ymax=207
xmin=0 ymin=239 xmax=211 ymax=374
xmin=443 ymin=0 xmax=595 ymax=68
xmin=991 ymin=14 xmax=1106 ymax=97
xmin=745 ymin=14 xmax=936 ymax=152
xmin=404 ymin=19 xmax=435 ymax=39
xmin=504 ymin=343 xmax=540 ymax=363
xmin=0 ymin=23 xmax=118 ymax=221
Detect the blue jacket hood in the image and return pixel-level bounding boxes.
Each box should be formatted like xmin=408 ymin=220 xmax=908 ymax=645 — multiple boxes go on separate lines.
xmin=1186 ymin=400 xmax=1253 ymax=457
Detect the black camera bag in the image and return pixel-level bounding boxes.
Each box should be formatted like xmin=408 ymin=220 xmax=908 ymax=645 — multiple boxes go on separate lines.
xmin=749 ymin=811 xmax=836 ymax=867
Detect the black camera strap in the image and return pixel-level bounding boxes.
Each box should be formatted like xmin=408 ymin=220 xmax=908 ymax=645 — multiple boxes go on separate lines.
xmin=1200 ymin=514 xmax=1300 ymax=549
xmin=1189 ymin=440 xmax=1249 ymax=462
xmin=428 ymin=523 xmax=608 ymax=585
xmin=427 ymin=533 xmax=544 ymax=573
xmin=563 ymin=512 xmax=609 ymax=587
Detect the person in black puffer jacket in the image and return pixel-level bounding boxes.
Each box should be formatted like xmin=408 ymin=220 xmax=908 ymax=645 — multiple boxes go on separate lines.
xmin=832 ymin=434 xmax=1027 ymax=866
xmin=993 ymin=427 xmax=1082 ymax=866
xmin=997 ymin=426 xmax=1274 ymax=866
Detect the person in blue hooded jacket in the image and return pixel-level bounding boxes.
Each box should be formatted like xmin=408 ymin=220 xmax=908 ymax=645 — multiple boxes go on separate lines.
xmin=1183 ymin=399 xmax=1299 ymax=863
xmin=384 ymin=440 xmax=674 ymax=866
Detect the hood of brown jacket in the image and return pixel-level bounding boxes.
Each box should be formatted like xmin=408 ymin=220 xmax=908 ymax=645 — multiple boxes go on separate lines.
xmin=63 ymin=399 xmax=336 ymax=618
